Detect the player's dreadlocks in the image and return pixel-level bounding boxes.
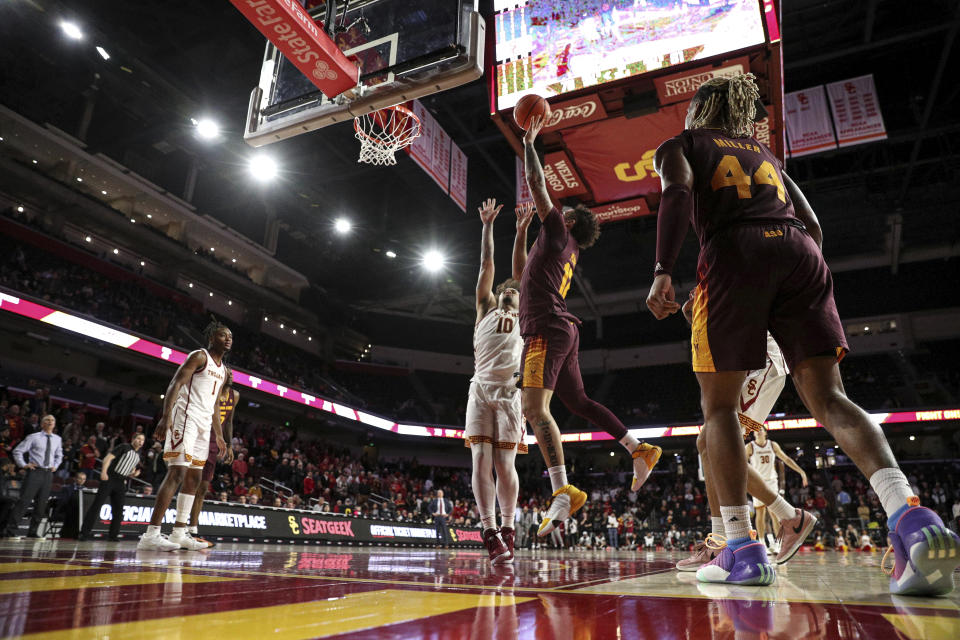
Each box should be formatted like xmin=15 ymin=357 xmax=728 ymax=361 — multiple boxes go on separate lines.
xmin=203 ymin=315 xmax=229 ymax=345
xmin=689 ymin=73 xmax=762 ymax=139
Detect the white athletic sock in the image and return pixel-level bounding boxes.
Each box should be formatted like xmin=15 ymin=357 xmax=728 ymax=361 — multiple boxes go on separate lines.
xmin=471 ymin=445 xmax=497 ymax=537
xmin=188 ymin=526 xmax=198 ymax=535
xmin=711 ymin=516 xmax=725 ymax=537
xmin=869 ymin=468 xmax=914 ymax=519
xmin=481 ymin=515 xmax=498 ymax=531
xmin=619 ymin=433 xmax=640 ymax=453
xmin=146 ymin=525 xmax=161 ymax=537
xmin=769 ymin=495 xmax=797 ymax=522
xmin=494 ymin=447 xmax=519 ymax=530
xmin=547 ymin=465 xmax=568 ymax=493
xmin=720 ymin=505 xmax=752 ymax=542
xmin=500 ymin=509 xmax=515 ymax=530
xmin=175 ymin=494 xmax=195 ymax=527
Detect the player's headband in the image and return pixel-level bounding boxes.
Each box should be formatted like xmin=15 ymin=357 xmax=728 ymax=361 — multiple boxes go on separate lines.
xmin=695 ymin=83 xmax=768 ymax=122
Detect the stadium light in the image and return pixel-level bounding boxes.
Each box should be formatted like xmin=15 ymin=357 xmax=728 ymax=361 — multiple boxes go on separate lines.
xmin=16 ymin=206 xmax=24 ymax=213
xmin=112 ymin=248 xmax=119 ymax=254
xmin=84 ymin=236 xmax=91 ymax=242
xmin=96 ymin=46 xmax=110 ymax=60
xmin=195 ymin=118 xmax=220 ymax=140
xmin=422 ymin=250 xmax=445 ymax=272
xmin=385 ymin=250 xmax=397 ymax=258
xmin=248 ymin=155 xmax=277 ymax=181
xmin=59 ymin=21 xmax=83 ymax=40
xmin=334 ymin=217 xmax=351 ymax=234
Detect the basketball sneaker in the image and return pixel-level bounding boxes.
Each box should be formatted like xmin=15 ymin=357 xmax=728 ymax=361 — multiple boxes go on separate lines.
xmin=676 ymin=533 xmax=724 ymax=571
xmin=697 ymin=583 xmax=776 ymax=635
xmin=882 ymin=500 xmax=960 ymax=596
xmin=538 ymin=485 xmax=587 ymax=537
xmin=696 ymin=540 xmax=776 ymax=586
xmin=137 ymin=531 xmax=180 ymax=552
xmin=631 ymin=443 xmax=662 ymax=492
xmin=168 ymin=527 xmax=212 ymax=551
xmin=500 ymin=526 xmax=516 ymax=563
xmin=775 ymin=508 xmax=817 ymax=565
xmin=483 ymin=528 xmax=511 ymax=566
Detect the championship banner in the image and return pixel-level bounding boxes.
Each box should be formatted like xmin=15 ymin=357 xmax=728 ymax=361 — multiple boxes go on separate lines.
xmin=826 ymin=74 xmax=887 ymax=148
xmin=543 ymin=94 xmax=607 ymax=132
xmin=653 ymin=57 xmax=750 ymax=106
xmin=81 ymin=492 xmax=482 ymax=547
xmin=516 ymin=156 xmax=534 ymax=205
xmin=543 ymin=151 xmax=589 ymax=199
xmin=449 ymin=143 xmax=468 ymax=212
xmin=784 ymin=86 xmax=837 ymax=157
xmin=407 ymin=100 xmax=468 ymax=211
xmin=593 ymin=198 xmax=652 ymax=224
xmin=229 ymin=0 xmax=358 ymax=98
xmin=561 ymin=104 xmax=686 ymax=203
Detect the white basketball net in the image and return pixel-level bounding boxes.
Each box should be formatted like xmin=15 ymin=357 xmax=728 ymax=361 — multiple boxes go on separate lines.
xmin=354 ymin=105 xmax=422 ymax=166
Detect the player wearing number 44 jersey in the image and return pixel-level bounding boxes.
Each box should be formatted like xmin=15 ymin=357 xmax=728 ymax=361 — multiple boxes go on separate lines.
xmin=648 ymin=73 xmax=959 ymax=593
xmin=518 ymin=115 xmax=661 ymax=539
xmin=467 ymin=197 xmax=526 ymax=566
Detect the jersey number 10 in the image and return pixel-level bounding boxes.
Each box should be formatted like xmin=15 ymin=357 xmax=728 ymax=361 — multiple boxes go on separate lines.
xmin=496 ymin=317 xmax=514 ymax=334
xmin=711 ymin=155 xmax=786 ymax=203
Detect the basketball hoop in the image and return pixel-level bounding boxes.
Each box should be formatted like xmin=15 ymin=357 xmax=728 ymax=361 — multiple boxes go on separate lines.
xmin=354 ymin=104 xmax=421 ymax=166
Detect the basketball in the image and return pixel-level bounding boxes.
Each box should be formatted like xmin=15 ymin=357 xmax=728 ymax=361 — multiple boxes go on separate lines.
xmin=513 ymin=94 xmax=551 ymax=131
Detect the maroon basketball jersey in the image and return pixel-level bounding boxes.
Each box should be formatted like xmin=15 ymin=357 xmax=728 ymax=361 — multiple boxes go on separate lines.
xmin=519 ymin=207 xmax=580 ymax=336
xmin=666 ymin=128 xmax=799 ymax=243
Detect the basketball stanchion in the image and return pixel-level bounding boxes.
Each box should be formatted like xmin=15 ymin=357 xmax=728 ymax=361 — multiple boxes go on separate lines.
xmin=354 ymin=104 xmax=422 ymax=166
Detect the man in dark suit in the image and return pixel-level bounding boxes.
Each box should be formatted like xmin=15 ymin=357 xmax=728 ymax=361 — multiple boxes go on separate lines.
xmin=431 ymin=489 xmax=453 ymax=548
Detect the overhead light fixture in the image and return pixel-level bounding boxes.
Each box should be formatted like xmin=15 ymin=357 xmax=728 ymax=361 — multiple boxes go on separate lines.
xmin=263 ymin=316 xmax=268 ymax=321
xmin=130 ymin=218 xmax=135 ymax=223
xmin=16 ymin=206 xmax=24 ymax=213
xmin=292 ymin=329 xmax=297 ymax=335
xmin=248 ymin=155 xmax=278 ymax=181
xmin=95 ymin=46 xmax=110 ymax=60
xmin=280 ymin=323 xmax=284 ymax=329
xmin=84 ymin=236 xmax=91 ymax=243
xmin=101 ymin=190 xmax=107 ymax=195
xmin=188 ymin=283 xmax=194 ymax=288
xmin=59 ymin=21 xmax=84 ymax=40
xmin=209 ymin=292 xmax=213 ymax=297
xmin=140 ymin=261 xmax=145 ymax=266
xmin=334 ymin=217 xmax=351 ymax=234
xmin=209 ymin=247 xmax=215 ymax=252
xmin=385 ymin=250 xmax=397 ymax=259
xmin=146 ymin=214 xmax=152 ymax=219
xmin=422 ymin=250 xmax=445 ymax=272
xmin=112 ymin=248 xmax=119 ymax=254
xmin=231 ymin=258 xmax=237 ymax=263
xmin=227 ymin=300 xmax=232 ymax=306
xmin=76 ymin=177 xmax=83 ymax=182
xmin=909 ymin=435 xmax=916 ymax=441
xmin=32 ymin=160 xmax=38 ymax=164
xmin=195 ymin=118 xmax=220 ymax=140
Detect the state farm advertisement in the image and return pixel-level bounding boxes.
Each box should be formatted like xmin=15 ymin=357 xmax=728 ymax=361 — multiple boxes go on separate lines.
xmin=84 ymin=492 xmax=481 ymax=547
xmin=561 ymin=104 xmax=686 ymax=203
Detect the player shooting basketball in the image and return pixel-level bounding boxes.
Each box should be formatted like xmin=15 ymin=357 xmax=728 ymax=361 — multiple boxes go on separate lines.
xmin=647 ymin=72 xmax=959 ymax=593
xmin=516 ymin=114 xmax=661 ymax=538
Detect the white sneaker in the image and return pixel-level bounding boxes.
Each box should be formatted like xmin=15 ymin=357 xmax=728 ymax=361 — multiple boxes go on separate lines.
xmin=168 ymin=527 xmax=210 ymax=551
xmin=137 ymin=532 xmax=180 ymax=552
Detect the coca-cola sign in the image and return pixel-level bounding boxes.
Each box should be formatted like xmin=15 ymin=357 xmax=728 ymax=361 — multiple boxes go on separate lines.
xmin=593 ymin=198 xmax=652 ymax=224
xmin=654 ymin=57 xmax=750 ymax=106
xmin=543 ymin=95 xmax=607 ymax=132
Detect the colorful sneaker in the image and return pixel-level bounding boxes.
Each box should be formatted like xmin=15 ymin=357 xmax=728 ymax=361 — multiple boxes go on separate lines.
xmin=483 ymin=528 xmax=511 ymax=565
xmin=500 ymin=526 xmax=515 ymax=563
xmin=883 ymin=501 xmax=960 ymax=596
xmin=697 ymin=583 xmax=776 ymax=634
xmin=193 ymin=535 xmax=216 ymax=549
xmin=677 ymin=533 xmax=724 ymax=571
xmin=538 ymin=485 xmax=587 ymax=537
xmin=696 ymin=540 xmax=776 ymax=586
xmin=775 ymin=508 xmax=816 ymax=565
xmin=631 ymin=443 xmax=662 ymax=492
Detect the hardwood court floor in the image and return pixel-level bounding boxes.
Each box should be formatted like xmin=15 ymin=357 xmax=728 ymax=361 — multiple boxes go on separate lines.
xmin=0 ymin=540 xmax=957 ymax=638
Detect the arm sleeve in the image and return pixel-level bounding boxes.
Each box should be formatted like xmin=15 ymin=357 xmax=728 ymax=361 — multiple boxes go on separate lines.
xmin=12 ymin=435 xmax=31 ymax=467
xmin=542 ymin=206 xmax=568 ymax=252
xmin=654 ymin=183 xmax=693 ymax=276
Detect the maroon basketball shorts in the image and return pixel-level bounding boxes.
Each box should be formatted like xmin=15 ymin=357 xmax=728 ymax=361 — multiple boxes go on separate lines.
xmin=690 ymin=223 xmax=848 ymax=372
xmin=519 ymin=319 xmax=584 ymax=392
xmin=202 ymin=440 xmax=218 ymax=484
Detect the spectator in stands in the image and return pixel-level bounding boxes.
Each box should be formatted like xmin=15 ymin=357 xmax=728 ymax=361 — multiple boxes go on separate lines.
xmin=234 ymin=479 xmax=248 ymax=498
xmin=4 ymin=405 xmax=23 ymax=441
xmin=0 ymin=426 xmax=12 ymax=460
xmin=142 ymin=442 xmax=165 ymax=490
xmin=247 ymin=479 xmax=262 ymax=503
xmin=2 ymin=415 xmax=62 ymax=538
xmin=93 ymin=423 xmax=108 ymax=457
xmin=218 ymin=491 xmax=229 ymax=502
xmin=0 ymin=460 xmax=22 ymax=527
xmin=79 ymin=437 xmax=99 ymax=471
xmin=79 ymin=433 xmax=144 ymax=541
xmin=232 ymin=453 xmax=248 ymax=480
xmin=24 ymin=413 xmax=40 ymax=435
xmin=249 ymin=494 xmax=259 ymax=505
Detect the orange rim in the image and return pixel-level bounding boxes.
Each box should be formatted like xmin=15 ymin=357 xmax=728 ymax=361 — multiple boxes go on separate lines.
xmin=354 ymin=105 xmax=421 ymax=147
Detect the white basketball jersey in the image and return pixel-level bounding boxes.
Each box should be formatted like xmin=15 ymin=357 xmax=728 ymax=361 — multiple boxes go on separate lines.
xmin=471 ymin=308 xmax=522 ymax=384
xmin=173 ymin=349 xmax=226 ymax=428
xmin=749 ymin=440 xmax=777 ymax=480
xmin=764 ymin=332 xmax=788 ymax=375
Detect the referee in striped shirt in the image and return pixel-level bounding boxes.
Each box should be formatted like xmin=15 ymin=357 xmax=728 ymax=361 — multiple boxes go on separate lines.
xmin=79 ymin=433 xmax=145 ymax=541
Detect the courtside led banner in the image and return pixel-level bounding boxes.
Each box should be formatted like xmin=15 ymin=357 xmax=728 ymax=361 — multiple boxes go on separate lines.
xmin=2 ymin=288 xmax=956 ymax=444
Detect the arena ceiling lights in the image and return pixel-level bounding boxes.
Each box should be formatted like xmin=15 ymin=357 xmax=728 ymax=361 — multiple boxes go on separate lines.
xmin=59 ymin=21 xmax=83 ymax=40
xmin=2 ymin=289 xmax=957 ymax=445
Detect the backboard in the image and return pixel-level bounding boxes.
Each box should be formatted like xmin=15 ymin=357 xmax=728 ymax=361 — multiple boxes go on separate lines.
xmin=244 ymin=0 xmax=483 ymax=146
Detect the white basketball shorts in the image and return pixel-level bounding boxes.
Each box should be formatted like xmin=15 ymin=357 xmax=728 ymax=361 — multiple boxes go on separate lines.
xmin=464 ymin=381 xmax=527 ymax=453
xmin=737 ymin=365 xmax=788 ymax=434
xmin=163 ymin=412 xmax=211 ymax=468
xmin=751 ymin=476 xmax=780 ymax=508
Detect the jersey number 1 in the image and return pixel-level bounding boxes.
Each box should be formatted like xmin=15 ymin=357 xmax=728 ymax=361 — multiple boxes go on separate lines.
xmin=711 ymin=155 xmax=785 ymax=203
